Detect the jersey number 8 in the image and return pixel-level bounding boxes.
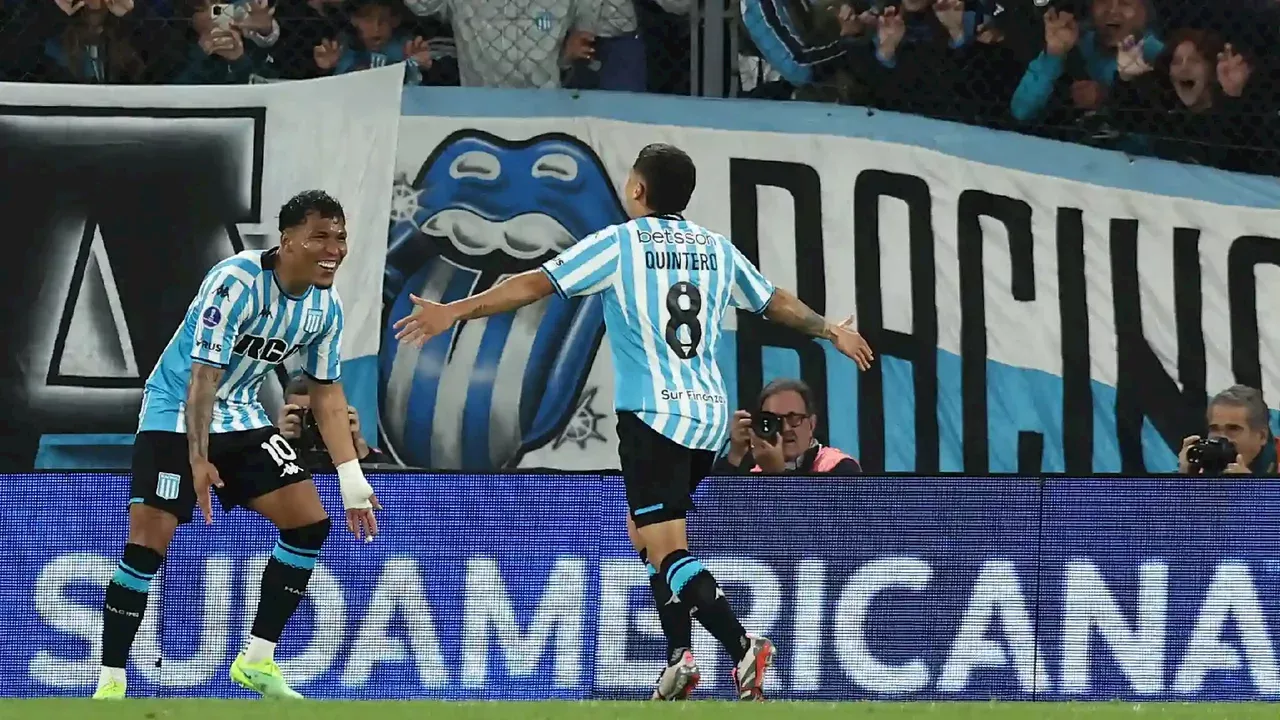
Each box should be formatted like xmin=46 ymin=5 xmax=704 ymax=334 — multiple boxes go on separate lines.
xmin=664 ymin=282 xmax=703 ymax=359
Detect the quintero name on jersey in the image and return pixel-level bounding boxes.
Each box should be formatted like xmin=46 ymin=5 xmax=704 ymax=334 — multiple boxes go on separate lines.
xmin=232 ymin=334 xmax=304 ymax=364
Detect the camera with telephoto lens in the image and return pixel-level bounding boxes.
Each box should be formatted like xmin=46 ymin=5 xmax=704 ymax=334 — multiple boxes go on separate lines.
xmin=1186 ymin=436 xmax=1237 ymax=475
xmin=752 ymin=411 xmax=781 ymax=443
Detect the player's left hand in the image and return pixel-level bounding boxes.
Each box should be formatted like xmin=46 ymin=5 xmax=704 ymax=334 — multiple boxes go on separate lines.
xmin=750 ymin=432 xmax=786 ymax=473
xmin=346 ymin=496 xmax=382 ymax=541
xmin=393 ymin=294 xmax=458 ymax=347
xmin=830 ymin=316 xmax=874 ymax=371
xmin=338 ymin=461 xmax=383 ymax=541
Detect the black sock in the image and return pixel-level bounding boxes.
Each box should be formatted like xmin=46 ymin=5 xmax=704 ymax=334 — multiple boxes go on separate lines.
xmin=250 ymin=518 xmax=329 ymax=643
xmin=660 ymin=549 xmax=749 ymax=662
xmin=101 ymin=544 xmax=163 ymax=669
xmin=640 ymin=549 xmax=692 ymax=663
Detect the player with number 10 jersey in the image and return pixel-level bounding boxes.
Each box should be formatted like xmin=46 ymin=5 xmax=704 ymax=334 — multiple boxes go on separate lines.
xmin=93 ymin=191 xmax=380 ymax=702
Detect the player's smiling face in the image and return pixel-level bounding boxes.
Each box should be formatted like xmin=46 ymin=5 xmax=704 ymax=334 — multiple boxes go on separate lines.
xmin=292 ymin=212 xmax=348 ymax=289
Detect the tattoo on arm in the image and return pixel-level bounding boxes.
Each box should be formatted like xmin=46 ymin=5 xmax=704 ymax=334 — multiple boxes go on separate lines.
xmin=186 ymin=362 xmax=224 ymax=462
xmin=764 ymin=288 xmax=835 ymax=340
xmin=455 ymin=271 xmax=554 ymax=321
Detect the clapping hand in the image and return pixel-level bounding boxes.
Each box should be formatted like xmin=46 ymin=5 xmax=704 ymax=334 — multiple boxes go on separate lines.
xmin=233 ymin=0 xmax=274 ymax=35
xmin=314 ymin=39 xmax=342 ymax=70
xmin=876 ymin=7 xmax=906 ymax=61
xmin=403 ymin=36 xmax=432 ymax=67
xmin=933 ymin=0 xmax=966 ymax=43
xmin=1116 ymin=34 xmax=1153 ymax=81
xmin=1044 ymin=8 xmax=1079 ymax=57
xmin=1217 ymin=43 xmax=1251 ymax=98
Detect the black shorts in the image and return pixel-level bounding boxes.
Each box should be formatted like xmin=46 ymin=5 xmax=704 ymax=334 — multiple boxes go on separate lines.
xmin=615 ymin=411 xmax=713 ymax=528
xmin=130 ymin=427 xmax=312 ymax=524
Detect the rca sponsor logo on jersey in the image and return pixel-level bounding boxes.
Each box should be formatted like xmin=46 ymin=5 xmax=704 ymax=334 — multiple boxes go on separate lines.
xmin=232 ymin=335 xmax=304 ymax=364
xmin=644 ymin=250 xmax=718 ymax=272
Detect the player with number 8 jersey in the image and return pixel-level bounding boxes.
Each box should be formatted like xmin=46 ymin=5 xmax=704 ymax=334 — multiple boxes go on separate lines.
xmin=394 ymin=144 xmax=874 ymax=703
xmin=93 ymin=191 xmax=381 ymax=702
xmin=551 ymin=212 xmax=768 ymax=450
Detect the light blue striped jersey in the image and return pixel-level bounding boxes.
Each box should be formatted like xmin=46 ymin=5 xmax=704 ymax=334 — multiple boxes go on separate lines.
xmin=138 ymin=248 xmax=345 ymax=434
xmin=541 ymin=214 xmax=775 ymax=450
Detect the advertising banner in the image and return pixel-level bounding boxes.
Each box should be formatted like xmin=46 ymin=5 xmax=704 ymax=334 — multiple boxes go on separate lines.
xmin=8 ymin=471 xmax=1280 ymax=701
xmin=0 ymin=66 xmax=402 ymax=471
xmin=385 ymin=88 xmax=1280 ymax=474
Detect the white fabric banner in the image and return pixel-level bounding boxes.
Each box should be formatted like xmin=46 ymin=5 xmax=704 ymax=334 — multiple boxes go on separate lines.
xmin=384 ymin=108 xmax=1280 ymax=473
xmin=1 ymin=67 xmax=401 ymax=466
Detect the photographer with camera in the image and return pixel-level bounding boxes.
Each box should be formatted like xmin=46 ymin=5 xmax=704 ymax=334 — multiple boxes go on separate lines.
xmin=278 ymin=376 xmax=387 ymax=470
xmin=1179 ymin=385 xmax=1278 ymax=477
xmin=714 ymin=378 xmax=861 ymax=475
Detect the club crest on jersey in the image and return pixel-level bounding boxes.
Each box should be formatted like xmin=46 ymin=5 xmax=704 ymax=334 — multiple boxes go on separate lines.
xmin=304 ymin=309 xmax=324 ymax=333
xmin=380 ymin=130 xmax=625 ymax=470
xmin=233 ymin=334 xmax=304 ymax=364
xmin=201 ymin=306 xmax=222 ymax=328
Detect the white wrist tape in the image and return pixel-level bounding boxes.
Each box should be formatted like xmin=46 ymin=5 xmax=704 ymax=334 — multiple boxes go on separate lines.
xmin=336 ymin=459 xmax=374 ymax=510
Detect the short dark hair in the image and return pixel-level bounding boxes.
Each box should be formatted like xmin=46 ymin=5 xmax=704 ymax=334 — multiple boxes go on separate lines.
xmin=1209 ymin=385 xmax=1270 ymax=432
xmin=632 ymin=144 xmax=696 ymax=215
xmin=758 ymin=378 xmax=816 ymax=415
xmin=284 ymin=375 xmax=310 ymax=397
xmin=279 ymin=190 xmax=345 ymax=232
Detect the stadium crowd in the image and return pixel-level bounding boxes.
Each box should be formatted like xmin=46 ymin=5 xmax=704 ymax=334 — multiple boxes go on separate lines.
xmin=739 ymin=0 xmax=1280 ymax=175
xmin=0 ymin=0 xmax=1274 ymax=174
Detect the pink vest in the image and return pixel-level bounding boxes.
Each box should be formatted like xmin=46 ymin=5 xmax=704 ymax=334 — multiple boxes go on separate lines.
xmin=751 ymin=446 xmax=855 ymax=473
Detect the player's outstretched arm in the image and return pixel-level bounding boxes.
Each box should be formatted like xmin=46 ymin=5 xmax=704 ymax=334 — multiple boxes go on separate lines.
xmin=394 ymin=270 xmax=554 ymax=346
xmin=763 ymin=288 xmax=875 ymax=370
xmin=187 ymin=362 xmax=226 ymax=524
xmin=309 ymin=379 xmax=382 ymax=541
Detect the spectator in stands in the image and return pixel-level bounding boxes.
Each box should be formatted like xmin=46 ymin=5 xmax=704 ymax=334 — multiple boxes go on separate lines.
xmin=736 ymin=0 xmax=870 ymax=102
xmin=852 ymin=0 xmax=987 ymax=119
xmin=567 ymin=0 xmax=690 ymax=92
xmin=1178 ymin=385 xmax=1278 ymax=477
xmin=39 ymin=0 xmax=145 ymax=83
xmin=1107 ymin=29 xmax=1280 ymax=174
xmin=311 ymin=0 xmax=432 ymax=84
xmin=273 ymin=0 xmax=347 ymax=78
xmin=402 ymin=0 xmax=597 ymax=88
xmin=174 ymin=0 xmax=280 ymax=83
xmin=714 ymin=378 xmax=860 ymax=475
xmin=278 ymin=375 xmax=388 ymax=469
xmin=1010 ymin=0 xmax=1164 ymax=124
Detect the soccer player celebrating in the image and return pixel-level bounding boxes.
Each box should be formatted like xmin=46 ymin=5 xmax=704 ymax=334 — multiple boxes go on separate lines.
xmin=93 ymin=190 xmax=380 ymax=700
xmin=394 ymin=144 xmax=873 ymax=701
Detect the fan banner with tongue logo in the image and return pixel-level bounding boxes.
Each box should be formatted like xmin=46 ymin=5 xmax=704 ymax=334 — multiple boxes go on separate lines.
xmin=387 ymin=88 xmax=1280 ymax=473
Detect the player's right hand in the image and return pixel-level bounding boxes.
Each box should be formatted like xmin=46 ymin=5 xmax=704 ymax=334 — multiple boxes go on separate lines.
xmin=191 ymin=458 xmax=225 ymax=525
xmin=393 ymin=294 xmax=458 ymax=347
